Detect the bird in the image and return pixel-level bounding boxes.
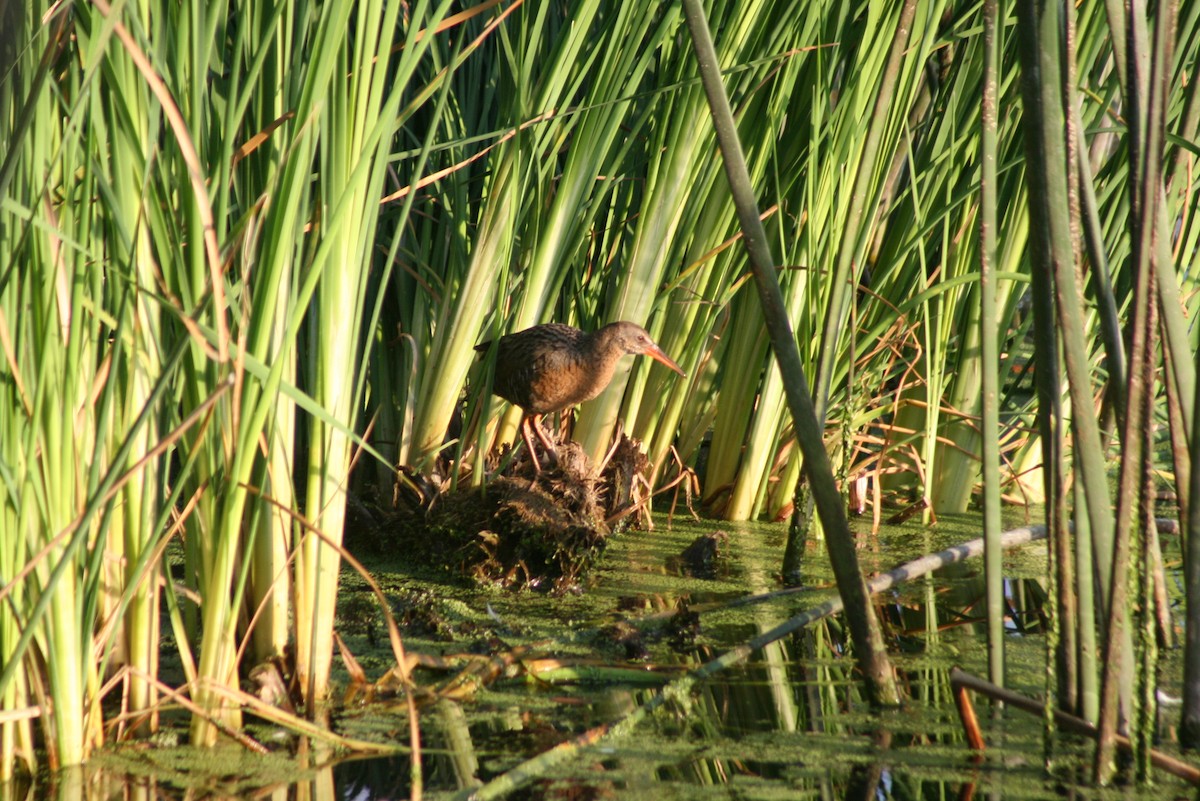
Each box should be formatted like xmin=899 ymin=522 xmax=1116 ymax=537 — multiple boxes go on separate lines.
xmin=475 ymin=321 xmax=686 ymax=471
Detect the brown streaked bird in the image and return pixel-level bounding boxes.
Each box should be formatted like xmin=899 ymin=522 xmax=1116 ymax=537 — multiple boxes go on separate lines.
xmin=475 ymin=321 xmax=686 ymax=471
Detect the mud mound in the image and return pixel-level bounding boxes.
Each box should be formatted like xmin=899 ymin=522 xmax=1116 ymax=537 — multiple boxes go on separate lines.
xmin=383 ymin=436 xmax=651 ymax=592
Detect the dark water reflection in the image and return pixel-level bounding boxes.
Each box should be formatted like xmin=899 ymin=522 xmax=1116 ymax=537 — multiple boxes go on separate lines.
xmin=16 ymin=612 xmax=1184 ymax=801
xmin=4 ymin=520 xmax=1194 ymax=800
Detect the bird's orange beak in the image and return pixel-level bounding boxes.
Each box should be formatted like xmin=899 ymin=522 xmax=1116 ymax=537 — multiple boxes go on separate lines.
xmin=644 ymin=343 xmax=686 ymax=378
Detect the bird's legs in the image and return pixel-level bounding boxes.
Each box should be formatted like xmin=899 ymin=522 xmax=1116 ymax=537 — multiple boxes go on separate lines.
xmin=520 ymin=413 xmax=560 ymax=473
xmin=518 ymin=415 xmax=542 ymax=472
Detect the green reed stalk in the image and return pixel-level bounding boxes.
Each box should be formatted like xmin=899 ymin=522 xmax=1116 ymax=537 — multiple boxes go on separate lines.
xmin=1186 ymin=307 xmax=1200 ymax=745
xmin=979 ymin=0 xmax=1004 ymax=690
xmin=1181 ymin=9 xmax=1200 ymax=739
xmin=1072 ymin=472 xmax=1097 ymax=720
xmin=1014 ymin=0 xmax=1073 ymax=728
xmin=1096 ymin=0 xmax=1173 ymax=779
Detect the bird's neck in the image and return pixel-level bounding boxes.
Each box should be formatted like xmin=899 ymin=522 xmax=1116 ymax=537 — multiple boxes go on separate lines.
xmin=575 ymin=326 xmax=627 ymax=400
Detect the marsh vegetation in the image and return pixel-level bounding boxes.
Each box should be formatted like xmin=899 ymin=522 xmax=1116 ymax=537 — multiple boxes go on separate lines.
xmin=0 ymin=0 xmax=1196 ymax=794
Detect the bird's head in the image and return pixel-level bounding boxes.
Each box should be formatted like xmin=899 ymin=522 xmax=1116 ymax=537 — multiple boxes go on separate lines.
xmin=606 ymin=322 xmax=687 ymax=377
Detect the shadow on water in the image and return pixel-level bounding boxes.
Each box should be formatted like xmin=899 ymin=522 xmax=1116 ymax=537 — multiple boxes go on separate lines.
xmin=6 ymin=516 xmax=1195 ymax=800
